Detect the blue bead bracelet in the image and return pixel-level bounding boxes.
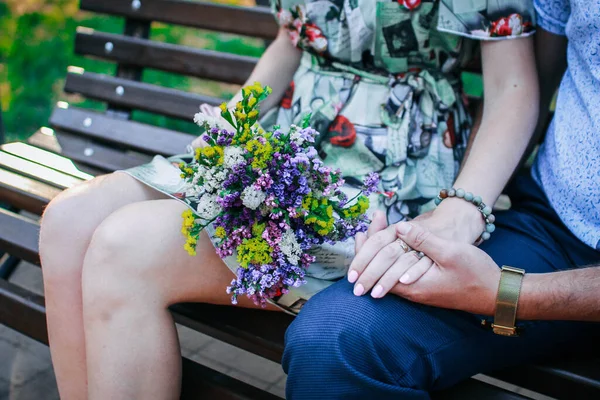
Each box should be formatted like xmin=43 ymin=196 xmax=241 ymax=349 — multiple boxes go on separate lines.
xmin=434 ymin=188 xmax=496 ymax=243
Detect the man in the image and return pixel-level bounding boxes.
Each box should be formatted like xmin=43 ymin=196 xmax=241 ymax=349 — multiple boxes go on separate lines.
xmin=283 ymin=1 xmax=600 ymax=398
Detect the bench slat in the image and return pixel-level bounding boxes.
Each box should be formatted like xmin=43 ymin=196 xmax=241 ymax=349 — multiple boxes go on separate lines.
xmin=0 ymin=209 xmax=41 ymax=264
xmin=2 ymin=142 xmax=93 ymax=181
xmin=489 ymin=359 xmax=600 ymax=399
xmin=75 ymin=29 xmax=257 ymax=85
xmin=80 ymin=0 xmax=278 ymax=40
xmin=49 ymin=105 xmax=192 ymax=156
xmin=0 ymin=150 xmax=82 ymax=189
xmin=0 ymin=169 xmax=59 ymax=214
xmin=28 ymin=129 xmax=152 ymax=173
xmin=64 ymin=70 xmax=222 ymax=120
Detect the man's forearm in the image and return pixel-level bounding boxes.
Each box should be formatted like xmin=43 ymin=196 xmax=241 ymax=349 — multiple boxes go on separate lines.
xmin=517 ymin=266 xmax=600 ymax=321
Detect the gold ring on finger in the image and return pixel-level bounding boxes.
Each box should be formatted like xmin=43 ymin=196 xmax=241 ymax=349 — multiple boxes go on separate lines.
xmin=395 ymin=238 xmax=410 ymax=253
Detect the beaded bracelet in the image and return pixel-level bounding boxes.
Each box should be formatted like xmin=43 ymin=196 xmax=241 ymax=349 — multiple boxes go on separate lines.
xmin=434 ymin=188 xmax=496 ymax=243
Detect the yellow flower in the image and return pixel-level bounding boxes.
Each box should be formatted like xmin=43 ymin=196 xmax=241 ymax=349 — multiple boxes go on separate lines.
xmin=248 ymin=97 xmax=257 ymax=108
xmin=237 ymin=237 xmax=273 ymax=268
xmin=214 ymin=145 xmax=224 ymax=165
xmin=219 ymin=103 xmax=228 ymax=113
xmin=215 ymin=227 xmax=226 ymax=238
xmin=247 ymin=110 xmax=258 ymax=120
xmin=184 ymin=242 xmax=197 ymax=256
xmin=252 ymin=222 xmax=266 ymax=237
xmin=251 ymin=82 xmax=264 ymax=96
xmin=234 ymin=111 xmax=247 ymax=121
xmin=206 ymin=147 xmax=216 ymax=157
xmin=236 ymin=101 xmax=243 ymax=111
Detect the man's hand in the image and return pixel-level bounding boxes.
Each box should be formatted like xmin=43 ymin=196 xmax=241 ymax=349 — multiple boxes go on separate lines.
xmin=384 ymin=222 xmax=500 ymax=316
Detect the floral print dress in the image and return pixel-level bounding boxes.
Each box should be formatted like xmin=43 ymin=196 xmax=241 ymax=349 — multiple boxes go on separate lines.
xmin=124 ymin=0 xmax=535 ymax=314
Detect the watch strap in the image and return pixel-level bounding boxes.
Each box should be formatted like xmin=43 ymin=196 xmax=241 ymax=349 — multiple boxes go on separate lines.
xmin=492 ymin=266 xmax=525 ymax=336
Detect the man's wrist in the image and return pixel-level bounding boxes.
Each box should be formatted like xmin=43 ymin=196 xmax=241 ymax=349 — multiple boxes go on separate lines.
xmin=516 ymin=273 xmax=543 ymax=320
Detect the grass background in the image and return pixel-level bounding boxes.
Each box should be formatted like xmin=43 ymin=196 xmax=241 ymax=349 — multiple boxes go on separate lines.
xmin=0 ymin=0 xmax=482 ymax=143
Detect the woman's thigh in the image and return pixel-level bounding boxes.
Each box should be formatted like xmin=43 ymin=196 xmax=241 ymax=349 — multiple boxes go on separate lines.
xmin=82 ymin=198 xmax=277 ymax=310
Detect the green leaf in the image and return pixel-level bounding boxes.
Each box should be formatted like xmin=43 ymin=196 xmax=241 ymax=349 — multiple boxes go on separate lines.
xmin=301 ymin=113 xmax=312 ymax=129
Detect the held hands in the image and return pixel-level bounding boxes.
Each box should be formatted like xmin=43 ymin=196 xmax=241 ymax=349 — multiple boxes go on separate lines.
xmin=349 ymin=199 xmax=485 ymax=297
xmin=350 ymin=211 xmax=500 ymax=316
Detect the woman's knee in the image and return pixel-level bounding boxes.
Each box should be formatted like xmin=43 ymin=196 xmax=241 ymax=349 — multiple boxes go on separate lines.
xmin=39 ymin=182 xmax=96 ymax=282
xmin=81 ymin=201 xmax=180 ymax=318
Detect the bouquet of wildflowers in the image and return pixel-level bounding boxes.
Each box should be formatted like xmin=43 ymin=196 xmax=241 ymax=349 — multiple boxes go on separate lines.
xmin=180 ymin=82 xmax=379 ymax=306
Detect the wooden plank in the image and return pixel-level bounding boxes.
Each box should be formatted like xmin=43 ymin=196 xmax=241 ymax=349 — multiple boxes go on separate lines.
xmin=489 ymin=359 xmax=600 ymax=399
xmin=0 ymin=168 xmax=58 ymax=214
xmin=28 ymin=129 xmax=152 ymax=173
xmin=49 ymin=105 xmax=193 ymax=156
xmin=0 ymin=208 xmax=40 ymax=265
xmin=75 ymin=29 xmax=257 ymax=85
xmin=171 ymin=303 xmax=292 ymax=363
xmin=64 ymin=70 xmax=222 ymax=120
xmin=180 ymin=358 xmax=282 ymax=400
xmin=431 ymin=379 xmax=527 ymax=400
xmin=0 ymin=279 xmax=47 ymax=344
xmin=0 ymin=150 xmax=83 ymax=189
xmin=1 ymin=142 xmax=94 ymax=181
xmin=80 ymin=0 xmax=278 ymax=40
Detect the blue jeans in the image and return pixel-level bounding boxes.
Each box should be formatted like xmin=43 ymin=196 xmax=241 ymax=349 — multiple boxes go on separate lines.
xmin=282 ymin=174 xmax=600 ymax=399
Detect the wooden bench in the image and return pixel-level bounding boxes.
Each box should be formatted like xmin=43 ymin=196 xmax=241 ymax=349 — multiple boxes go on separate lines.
xmin=0 ymin=1 xmax=598 ymax=398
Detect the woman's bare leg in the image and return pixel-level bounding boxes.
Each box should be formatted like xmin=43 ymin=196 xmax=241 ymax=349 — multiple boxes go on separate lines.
xmin=39 ymin=172 xmax=167 ymax=400
xmin=81 ymin=199 xmax=275 ymax=400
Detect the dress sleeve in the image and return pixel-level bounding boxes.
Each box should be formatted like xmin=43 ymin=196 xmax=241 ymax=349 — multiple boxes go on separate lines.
xmin=533 ymin=0 xmax=569 ymax=36
xmin=437 ymin=0 xmax=536 ymax=40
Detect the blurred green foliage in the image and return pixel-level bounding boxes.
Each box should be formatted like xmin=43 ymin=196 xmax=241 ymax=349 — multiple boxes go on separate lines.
xmin=0 ymin=0 xmax=264 ymax=142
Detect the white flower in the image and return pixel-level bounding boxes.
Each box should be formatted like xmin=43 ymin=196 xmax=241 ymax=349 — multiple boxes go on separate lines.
xmin=277 ymin=9 xmax=292 ymax=25
xmin=241 ymin=186 xmax=266 ymax=210
xmin=280 ymin=229 xmax=302 ymax=266
xmin=223 ymin=146 xmax=245 ymax=169
xmin=203 ymin=167 xmax=228 ymax=193
xmin=193 ymin=111 xmax=221 ymax=129
xmin=196 ymin=193 xmax=221 ymax=220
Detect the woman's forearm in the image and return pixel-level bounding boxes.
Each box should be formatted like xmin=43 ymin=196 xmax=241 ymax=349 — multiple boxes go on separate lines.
xmin=228 ymin=29 xmax=301 ymax=113
xmin=452 ymin=38 xmax=539 ymax=207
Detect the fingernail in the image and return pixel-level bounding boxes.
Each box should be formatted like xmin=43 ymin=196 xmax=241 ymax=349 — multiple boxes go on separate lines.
xmin=399 ymin=273 xmax=411 ymax=284
xmin=396 ymin=222 xmax=412 ymax=236
xmin=353 ymin=284 xmax=364 ymax=296
xmin=371 ymin=285 xmax=383 ymax=298
xmin=348 ymin=270 xmax=358 ymax=283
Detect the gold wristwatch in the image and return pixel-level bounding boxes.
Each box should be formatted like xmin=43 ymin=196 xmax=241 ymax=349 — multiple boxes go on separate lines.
xmin=491 ymin=266 xmax=525 ymax=336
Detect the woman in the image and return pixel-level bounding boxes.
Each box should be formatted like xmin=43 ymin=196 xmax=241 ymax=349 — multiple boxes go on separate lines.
xmin=39 ymin=1 xmax=539 ymax=398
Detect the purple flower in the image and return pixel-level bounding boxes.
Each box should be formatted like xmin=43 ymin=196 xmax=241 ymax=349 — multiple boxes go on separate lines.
xmin=362 ymin=172 xmax=381 ymax=196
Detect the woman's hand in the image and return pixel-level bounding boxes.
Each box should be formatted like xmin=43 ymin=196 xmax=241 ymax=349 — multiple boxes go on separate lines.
xmin=349 ymin=198 xmax=485 ymax=297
